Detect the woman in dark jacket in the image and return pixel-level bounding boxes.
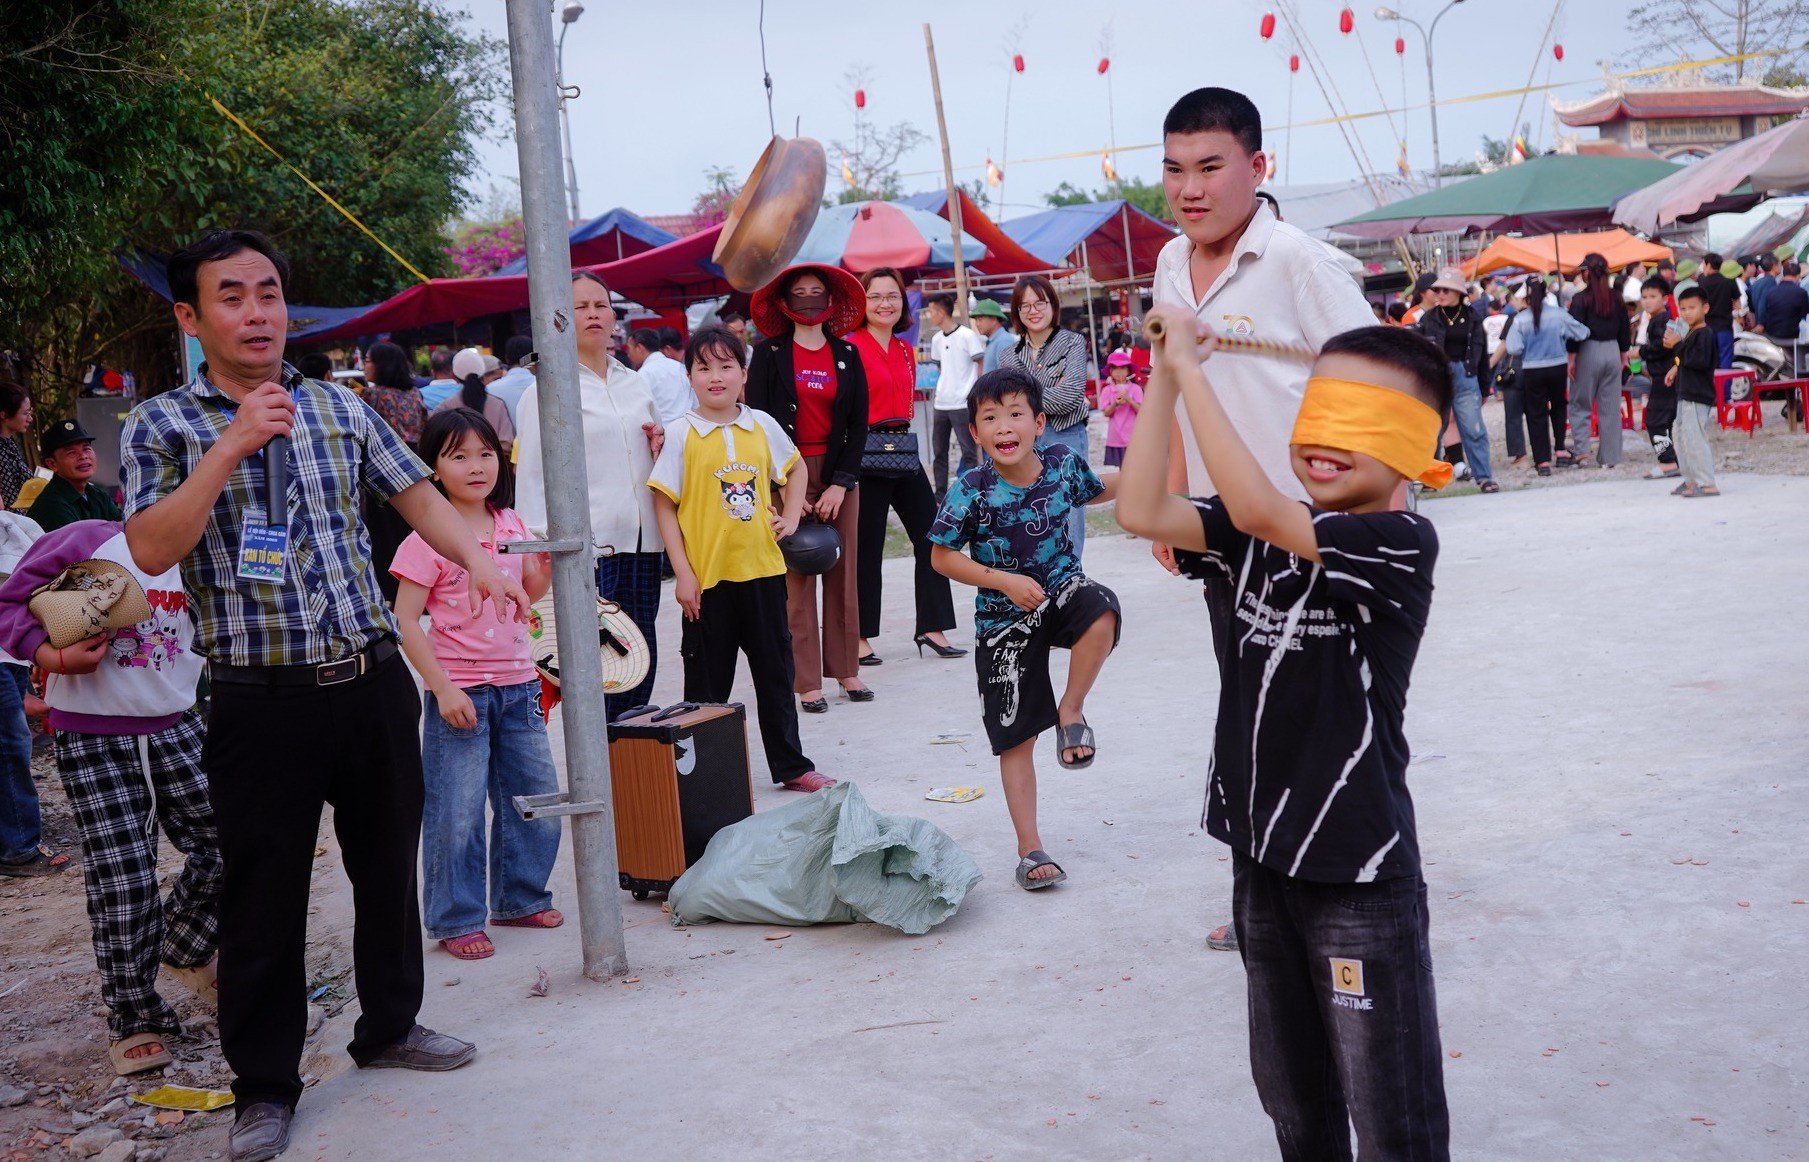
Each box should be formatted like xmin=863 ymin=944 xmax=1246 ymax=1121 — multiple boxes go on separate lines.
xmin=1417 ymin=268 xmax=1498 ymax=492
xmin=1568 ymin=252 xmax=1633 ymax=468
xmin=746 ymin=264 xmax=873 ymax=713
xmin=359 ymin=340 xmax=429 ymax=602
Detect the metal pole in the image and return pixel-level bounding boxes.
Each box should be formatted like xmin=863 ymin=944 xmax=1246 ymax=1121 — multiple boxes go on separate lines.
xmin=1080 ymin=237 xmax=1099 ymax=376
xmin=504 ymin=0 xmax=626 ymax=982
xmin=1424 ymin=36 xmax=1442 ymax=188
xmin=557 ymin=22 xmax=582 ymax=224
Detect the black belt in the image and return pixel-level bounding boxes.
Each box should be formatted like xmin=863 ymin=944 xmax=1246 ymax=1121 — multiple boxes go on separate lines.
xmin=211 ymin=639 xmax=399 ymax=687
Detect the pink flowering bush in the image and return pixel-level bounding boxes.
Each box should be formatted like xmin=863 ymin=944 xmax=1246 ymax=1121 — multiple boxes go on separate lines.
xmin=445 ymin=216 xmax=526 ymax=277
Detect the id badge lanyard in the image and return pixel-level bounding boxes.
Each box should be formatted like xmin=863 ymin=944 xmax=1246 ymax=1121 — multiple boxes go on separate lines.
xmin=235 ymin=371 xmax=302 ymax=585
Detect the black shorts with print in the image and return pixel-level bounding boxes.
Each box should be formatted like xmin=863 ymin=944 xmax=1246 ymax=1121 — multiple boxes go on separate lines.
xmin=974 ymin=576 xmax=1121 ymax=756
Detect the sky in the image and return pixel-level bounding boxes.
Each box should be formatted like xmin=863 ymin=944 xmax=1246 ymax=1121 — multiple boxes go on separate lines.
xmin=448 ymin=0 xmax=1635 ymax=222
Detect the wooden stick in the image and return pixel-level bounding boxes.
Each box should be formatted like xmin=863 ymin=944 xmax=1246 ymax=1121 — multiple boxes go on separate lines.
xmin=923 ymin=24 xmax=969 ymax=322
xmin=1141 ymin=315 xmax=1317 ymax=364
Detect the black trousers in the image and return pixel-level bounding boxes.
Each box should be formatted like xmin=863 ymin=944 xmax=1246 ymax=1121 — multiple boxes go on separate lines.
xmin=364 ymin=495 xmax=412 ymax=606
xmin=1233 ymin=853 xmax=1450 ymax=1161
xmin=1519 ymin=364 xmax=1570 ymax=466
xmin=855 ymin=467 xmax=956 ymax=640
xmin=206 ymin=652 xmax=425 ymax=1110
xmin=680 ymin=576 xmax=814 ymax=783
xmin=1644 ymin=389 xmax=1678 ymax=465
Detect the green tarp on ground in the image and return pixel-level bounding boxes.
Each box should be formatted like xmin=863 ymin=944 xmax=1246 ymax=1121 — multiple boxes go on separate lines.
xmin=667 ymin=782 xmax=982 ymax=936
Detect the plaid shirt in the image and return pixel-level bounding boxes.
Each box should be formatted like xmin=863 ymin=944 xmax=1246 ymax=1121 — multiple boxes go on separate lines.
xmin=121 ymin=363 xmax=430 ymax=667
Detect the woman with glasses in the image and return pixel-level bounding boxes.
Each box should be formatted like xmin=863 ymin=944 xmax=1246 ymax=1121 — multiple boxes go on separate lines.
xmin=998 ymin=274 xmax=1093 ymax=553
xmin=747 ymin=264 xmax=874 ymax=714
xmin=846 ymin=267 xmax=964 ymax=667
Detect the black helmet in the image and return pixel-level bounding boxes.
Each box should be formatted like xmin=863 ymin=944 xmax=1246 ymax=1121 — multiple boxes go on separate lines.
xmin=779 ymin=520 xmax=842 ymax=575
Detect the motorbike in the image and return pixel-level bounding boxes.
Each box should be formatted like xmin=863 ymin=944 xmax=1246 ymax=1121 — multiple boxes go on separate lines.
xmin=1731 ymin=328 xmax=1801 ymax=421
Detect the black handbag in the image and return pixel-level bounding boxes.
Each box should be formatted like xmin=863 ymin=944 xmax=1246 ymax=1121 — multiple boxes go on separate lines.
xmin=861 ymin=421 xmax=920 ymax=477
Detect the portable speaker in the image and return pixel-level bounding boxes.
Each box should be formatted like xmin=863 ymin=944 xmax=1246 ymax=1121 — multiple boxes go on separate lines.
xmin=606 ymin=702 xmax=753 ymax=898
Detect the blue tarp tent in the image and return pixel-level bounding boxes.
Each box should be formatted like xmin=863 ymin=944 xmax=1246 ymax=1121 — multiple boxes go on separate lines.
xmin=493 ymin=207 xmax=677 ymax=275
xmin=1000 ymin=200 xmax=1175 ymax=283
xmin=114 ymin=248 xmax=376 ymax=340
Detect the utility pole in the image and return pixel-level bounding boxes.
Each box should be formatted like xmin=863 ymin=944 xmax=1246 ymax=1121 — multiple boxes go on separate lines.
xmin=503 ymin=0 xmax=627 ymax=982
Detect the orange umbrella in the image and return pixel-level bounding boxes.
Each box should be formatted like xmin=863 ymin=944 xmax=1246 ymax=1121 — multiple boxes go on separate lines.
xmin=1463 ymin=229 xmax=1672 ymax=279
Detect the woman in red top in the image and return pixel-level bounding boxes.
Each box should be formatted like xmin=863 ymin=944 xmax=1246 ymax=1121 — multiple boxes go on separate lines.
xmin=746 ymin=264 xmax=872 ymax=715
xmin=848 ymin=267 xmax=963 ymax=666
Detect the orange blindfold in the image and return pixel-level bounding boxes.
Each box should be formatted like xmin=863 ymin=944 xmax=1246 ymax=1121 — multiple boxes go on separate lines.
xmin=1291 ymin=377 xmax=1452 ymax=490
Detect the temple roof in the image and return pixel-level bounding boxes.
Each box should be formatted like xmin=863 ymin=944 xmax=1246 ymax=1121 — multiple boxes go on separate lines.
xmin=1556 ymin=85 xmax=1809 ymax=127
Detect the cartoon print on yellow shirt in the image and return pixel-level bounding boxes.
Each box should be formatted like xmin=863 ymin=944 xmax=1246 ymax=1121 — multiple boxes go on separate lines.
xmin=716 ymin=462 xmax=760 ymax=522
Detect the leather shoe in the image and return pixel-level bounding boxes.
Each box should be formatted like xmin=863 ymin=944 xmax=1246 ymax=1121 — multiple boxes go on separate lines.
xmin=229 ymin=1102 xmax=293 ymax=1162
xmin=360 ymin=1024 xmax=476 ymax=1072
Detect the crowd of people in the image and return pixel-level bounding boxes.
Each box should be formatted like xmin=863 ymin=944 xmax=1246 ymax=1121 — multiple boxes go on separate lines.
xmin=12 ymin=66 xmax=1796 ymax=1160
xmin=1374 ymin=244 xmax=1809 ymax=497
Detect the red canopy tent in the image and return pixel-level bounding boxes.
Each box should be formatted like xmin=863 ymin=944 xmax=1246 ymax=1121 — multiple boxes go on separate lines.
xmin=898 ymin=190 xmax=1053 ymax=276
xmin=304 ymin=225 xmax=732 ymax=342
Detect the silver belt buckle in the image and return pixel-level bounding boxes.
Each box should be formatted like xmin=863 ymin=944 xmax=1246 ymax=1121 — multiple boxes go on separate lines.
xmin=314 ymin=652 xmax=366 ymax=686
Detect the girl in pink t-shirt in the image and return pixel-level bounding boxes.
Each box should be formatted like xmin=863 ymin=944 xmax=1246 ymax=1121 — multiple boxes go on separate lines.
xmin=392 ymin=410 xmax=558 ymax=961
xmin=1098 ymin=352 xmax=1143 ymax=468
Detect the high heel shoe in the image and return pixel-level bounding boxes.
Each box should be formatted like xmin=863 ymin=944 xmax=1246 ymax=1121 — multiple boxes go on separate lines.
xmin=915 ymin=635 xmax=968 ymax=659
xmin=840 ymin=683 xmax=875 ymax=703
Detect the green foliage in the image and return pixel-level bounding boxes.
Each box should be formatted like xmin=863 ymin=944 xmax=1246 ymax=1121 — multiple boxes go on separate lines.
xmin=1043 ymin=177 xmax=1171 ymax=221
xmin=2 ymin=0 xmax=502 ymax=412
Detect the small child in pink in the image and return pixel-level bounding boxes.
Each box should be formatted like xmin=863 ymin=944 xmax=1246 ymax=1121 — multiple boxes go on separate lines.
xmin=392 ymin=409 xmax=559 ymax=961
xmin=1098 ymin=351 xmax=1144 ymax=468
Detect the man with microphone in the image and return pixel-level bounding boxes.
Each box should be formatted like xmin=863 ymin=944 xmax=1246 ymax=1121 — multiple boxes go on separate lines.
xmin=121 ymin=229 xmax=531 ymax=1162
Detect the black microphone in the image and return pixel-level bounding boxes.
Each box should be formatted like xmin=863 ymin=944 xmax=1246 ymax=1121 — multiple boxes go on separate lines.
xmin=267 ymin=372 xmax=302 ymax=528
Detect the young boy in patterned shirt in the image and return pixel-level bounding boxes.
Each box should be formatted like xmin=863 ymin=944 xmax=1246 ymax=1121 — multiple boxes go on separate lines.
xmin=1117 ymin=315 xmax=1455 ymax=1159
xmin=930 ymin=368 xmax=1120 ymax=891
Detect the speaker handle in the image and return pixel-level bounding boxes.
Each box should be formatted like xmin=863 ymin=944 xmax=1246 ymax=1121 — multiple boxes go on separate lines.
xmin=651 ymin=701 xmax=701 ymax=723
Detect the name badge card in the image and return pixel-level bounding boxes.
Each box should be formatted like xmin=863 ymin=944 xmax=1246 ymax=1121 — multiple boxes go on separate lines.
xmin=238 ymin=517 xmax=288 ymax=584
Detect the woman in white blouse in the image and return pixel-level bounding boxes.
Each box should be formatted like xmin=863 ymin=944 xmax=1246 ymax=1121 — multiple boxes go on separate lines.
xmin=513 ymin=271 xmax=666 ymax=717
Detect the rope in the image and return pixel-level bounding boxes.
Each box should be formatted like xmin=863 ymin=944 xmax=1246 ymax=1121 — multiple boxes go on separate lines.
xmin=206 ymin=94 xmax=432 ymax=284
xmin=758 ymin=0 xmax=775 ymax=137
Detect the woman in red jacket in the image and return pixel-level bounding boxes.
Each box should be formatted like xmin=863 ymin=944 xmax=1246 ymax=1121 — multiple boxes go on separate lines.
xmin=847 ymin=267 xmax=963 ymax=667
xmin=746 ymin=264 xmax=873 ymax=714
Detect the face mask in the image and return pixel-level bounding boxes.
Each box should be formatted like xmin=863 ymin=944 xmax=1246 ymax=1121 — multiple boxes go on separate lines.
xmin=781 ymin=299 xmax=832 ymax=326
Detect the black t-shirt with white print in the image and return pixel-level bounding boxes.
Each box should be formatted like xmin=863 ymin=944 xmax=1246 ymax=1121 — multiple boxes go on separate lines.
xmin=1176 ymin=498 xmax=1438 ymax=883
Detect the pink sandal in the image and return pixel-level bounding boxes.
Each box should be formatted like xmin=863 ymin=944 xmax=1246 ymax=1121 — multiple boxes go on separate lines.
xmin=491 ymin=909 xmax=564 ymax=929
xmin=781 ymin=771 xmax=838 ymax=793
xmin=438 ymin=932 xmax=494 ymax=960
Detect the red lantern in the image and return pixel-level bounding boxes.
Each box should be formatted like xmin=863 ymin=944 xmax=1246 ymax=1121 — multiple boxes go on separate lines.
xmin=1395 ymin=36 xmax=1405 ymax=54
xmin=1553 ymin=43 xmax=1565 ymax=61
xmin=1259 ymin=11 xmax=1276 ymax=39
xmin=854 ymin=88 xmax=866 ymax=110
xmin=1339 ymin=7 xmax=1353 ymax=34
xmin=1289 ymin=54 xmax=1300 ymax=73
xmin=1012 ymin=53 xmax=1025 ymax=73
xmin=1097 ymin=57 xmax=1110 ymax=75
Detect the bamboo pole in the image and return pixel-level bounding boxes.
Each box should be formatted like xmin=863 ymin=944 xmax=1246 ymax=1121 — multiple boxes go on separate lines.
xmin=924 ymin=24 xmax=970 ymax=321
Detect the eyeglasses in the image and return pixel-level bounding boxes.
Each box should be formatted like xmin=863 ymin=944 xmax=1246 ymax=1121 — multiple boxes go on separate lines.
xmin=1020 ymin=299 xmax=1051 ymax=312
xmin=865 ymin=293 xmax=903 ymax=304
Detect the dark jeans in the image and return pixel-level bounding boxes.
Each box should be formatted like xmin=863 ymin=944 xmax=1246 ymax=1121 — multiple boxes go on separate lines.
xmin=207 ymin=652 xmax=426 ymax=1110
xmin=855 ymin=467 xmax=956 ymax=640
xmin=0 ymin=664 xmax=39 ymax=865
xmin=1502 ymin=384 xmax=1528 ymax=459
xmin=1645 ymin=391 xmax=1678 ymax=465
xmin=1233 ymin=853 xmax=1450 ymax=1162
xmin=596 ymin=550 xmax=663 ymax=720
xmin=1714 ymin=327 xmax=1735 ymax=370
xmin=680 ymin=576 xmax=814 ymax=783
xmin=930 ymin=407 xmax=977 ymax=498
xmin=1519 ymin=364 xmax=1569 ymax=466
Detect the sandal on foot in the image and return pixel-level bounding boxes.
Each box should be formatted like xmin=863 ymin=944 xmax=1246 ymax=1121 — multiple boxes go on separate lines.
xmin=492 ymin=909 xmax=563 ymax=929
xmin=1536 ymin=465 xmax=1552 ymax=477
xmin=840 ymin=684 xmax=875 ymax=703
xmin=439 ymin=932 xmax=494 ymax=960
xmin=1016 ymin=850 xmax=1067 ymax=890
xmin=109 ymin=1032 xmax=172 ymax=1076
xmin=1478 ymin=480 xmax=1500 ymax=494
xmin=1688 ymin=486 xmax=1721 ymax=498
xmin=1645 ymin=467 xmax=1681 ymax=479
xmin=165 ymin=954 xmax=218 ymax=1004
xmin=781 ymin=771 xmax=838 ymax=792
xmin=1672 ymin=482 xmax=1696 ymax=497
xmin=1206 ymin=922 xmax=1240 ymax=952
xmin=0 ymin=846 xmax=70 ymax=877
xmin=1057 ymin=719 xmax=1096 ymax=769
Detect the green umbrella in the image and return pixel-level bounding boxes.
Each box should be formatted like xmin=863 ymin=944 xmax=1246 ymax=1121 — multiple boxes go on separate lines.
xmin=1332 ymin=155 xmax=1754 ymax=240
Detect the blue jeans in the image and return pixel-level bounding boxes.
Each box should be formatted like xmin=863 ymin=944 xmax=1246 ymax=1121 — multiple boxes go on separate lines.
xmin=0 ymin=665 xmax=40 ymax=865
xmin=419 ymin=680 xmax=562 ymax=940
xmin=1233 ymin=852 xmax=1450 ymax=1161
xmin=596 ymin=550 xmax=663 ymax=720
xmin=1714 ymin=328 xmax=1735 ymax=370
xmin=1036 ymin=420 xmax=1089 ymax=556
xmin=1448 ymin=363 xmax=1492 ymax=483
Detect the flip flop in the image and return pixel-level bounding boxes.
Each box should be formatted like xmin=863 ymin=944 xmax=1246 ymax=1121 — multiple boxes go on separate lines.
xmin=109 ymin=1032 xmax=172 ymax=1076
xmin=1206 ymin=922 xmax=1240 ymax=952
xmin=0 ymin=847 xmax=70 ymax=877
xmin=165 ymin=955 xmax=218 ymax=1005
xmin=1016 ymin=850 xmax=1067 ymax=890
xmin=1057 ymin=719 xmax=1096 ymax=769
xmin=438 ymin=932 xmax=494 ymax=960
xmin=491 ymin=909 xmax=564 ymax=929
